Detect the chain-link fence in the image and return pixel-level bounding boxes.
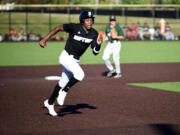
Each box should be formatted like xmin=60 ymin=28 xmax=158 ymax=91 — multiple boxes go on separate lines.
xmin=0 ymin=4 xmax=180 ymax=41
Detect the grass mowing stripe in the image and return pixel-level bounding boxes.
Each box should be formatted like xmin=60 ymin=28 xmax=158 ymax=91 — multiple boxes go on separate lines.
xmin=0 ymin=41 xmax=180 ymax=66
xmin=0 ymin=42 xmax=64 ymax=66
xmin=128 ymin=82 xmax=180 ymax=93
xmin=120 ymin=41 xmax=180 ymax=63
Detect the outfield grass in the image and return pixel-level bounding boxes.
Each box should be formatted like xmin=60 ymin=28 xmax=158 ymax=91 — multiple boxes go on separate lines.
xmin=129 ymin=82 xmax=180 ymax=93
xmin=0 ymin=41 xmax=180 ymax=93
xmin=0 ymin=41 xmax=180 ymax=66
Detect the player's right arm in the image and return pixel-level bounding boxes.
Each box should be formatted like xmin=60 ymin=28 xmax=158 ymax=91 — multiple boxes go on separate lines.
xmin=104 ymin=26 xmax=111 ymax=41
xmin=39 ymin=25 xmax=64 ymax=48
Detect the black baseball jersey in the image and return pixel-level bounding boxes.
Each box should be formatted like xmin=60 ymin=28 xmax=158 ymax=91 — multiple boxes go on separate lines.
xmin=63 ymin=23 xmax=100 ymax=59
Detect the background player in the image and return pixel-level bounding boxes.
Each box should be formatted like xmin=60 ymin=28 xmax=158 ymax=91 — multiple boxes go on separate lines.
xmin=40 ymin=10 xmax=103 ymax=116
xmin=102 ymin=15 xmax=124 ymax=78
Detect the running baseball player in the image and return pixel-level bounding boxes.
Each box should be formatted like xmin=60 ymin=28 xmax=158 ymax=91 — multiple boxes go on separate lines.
xmin=102 ymin=15 xmax=124 ymax=78
xmin=40 ymin=10 xmax=103 ymax=116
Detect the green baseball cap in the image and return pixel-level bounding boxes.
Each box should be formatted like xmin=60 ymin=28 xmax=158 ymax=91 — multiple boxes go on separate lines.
xmin=109 ymin=15 xmax=116 ymax=21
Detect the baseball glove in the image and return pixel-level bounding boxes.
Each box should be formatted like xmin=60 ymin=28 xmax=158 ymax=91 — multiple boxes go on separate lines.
xmin=110 ymin=27 xmax=118 ymax=39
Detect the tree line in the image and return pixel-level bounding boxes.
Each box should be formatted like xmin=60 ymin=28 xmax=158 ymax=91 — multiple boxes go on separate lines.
xmin=0 ymin=0 xmax=180 ymax=4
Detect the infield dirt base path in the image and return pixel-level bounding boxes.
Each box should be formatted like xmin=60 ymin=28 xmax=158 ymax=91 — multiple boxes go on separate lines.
xmin=0 ymin=63 xmax=180 ymax=135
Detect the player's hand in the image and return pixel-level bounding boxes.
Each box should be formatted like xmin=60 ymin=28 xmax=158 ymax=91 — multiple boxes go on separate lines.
xmin=39 ymin=40 xmax=47 ymax=48
xmin=97 ymin=34 xmax=103 ymax=45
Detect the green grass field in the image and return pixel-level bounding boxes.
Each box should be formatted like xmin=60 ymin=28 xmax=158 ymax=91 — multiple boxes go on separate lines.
xmin=0 ymin=41 xmax=180 ymax=93
xmin=129 ymin=82 xmax=180 ymax=93
xmin=0 ymin=41 xmax=180 ymax=66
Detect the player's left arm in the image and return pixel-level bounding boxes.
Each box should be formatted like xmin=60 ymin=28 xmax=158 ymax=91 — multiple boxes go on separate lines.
xmin=91 ymin=33 xmax=103 ymax=55
xmin=114 ymin=26 xmax=124 ymax=40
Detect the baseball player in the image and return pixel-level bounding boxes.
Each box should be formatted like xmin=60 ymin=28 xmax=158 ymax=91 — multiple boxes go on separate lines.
xmin=40 ymin=10 xmax=103 ymax=116
xmin=102 ymin=15 xmax=124 ymax=78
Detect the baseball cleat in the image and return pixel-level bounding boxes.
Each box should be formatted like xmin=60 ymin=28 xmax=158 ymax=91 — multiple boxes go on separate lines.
xmin=44 ymin=100 xmax=57 ymax=116
xmin=114 ymin=73 xmax=122 ymax=79
xmin=106 ymin=69 xmax=116 ymax=77
xmin=57 ymin=90 xmax=67 ymax=106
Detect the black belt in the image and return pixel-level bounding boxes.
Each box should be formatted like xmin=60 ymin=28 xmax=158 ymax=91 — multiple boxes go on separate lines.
xmin=66 ymin=51 xmax=80 ymax=60
xmin=110 ymin=39 xmax=119 ymax=43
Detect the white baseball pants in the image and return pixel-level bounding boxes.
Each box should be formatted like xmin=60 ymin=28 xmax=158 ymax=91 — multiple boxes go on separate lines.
xmin=58 ymin=50 xmax=85 ymax=88
xmin=102 ymin=41 xmax=121 ymax=74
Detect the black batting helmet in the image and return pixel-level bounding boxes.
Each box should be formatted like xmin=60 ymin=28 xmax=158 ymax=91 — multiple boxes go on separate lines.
xmin=109 ymin=15 xmax=116 ymax=21
xmin=79 ymin=10 xmax=95 ymax=24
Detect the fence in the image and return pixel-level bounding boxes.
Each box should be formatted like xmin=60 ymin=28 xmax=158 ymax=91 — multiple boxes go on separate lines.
xmin=0 ymin=4 xmax=180 ymax=41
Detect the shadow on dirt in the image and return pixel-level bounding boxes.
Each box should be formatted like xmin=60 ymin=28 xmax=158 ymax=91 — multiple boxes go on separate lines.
xmin=101 ymin=71 xmax=116 ymax=77
xmin=151 ymin=124 xmax=180 ymax=135
xmin=57 ymin=103 xmax=97 ymax=117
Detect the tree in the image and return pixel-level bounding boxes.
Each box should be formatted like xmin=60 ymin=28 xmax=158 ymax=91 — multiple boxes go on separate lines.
xmin=1 ymin=0 xmax=180 ymax=4
xmin=120 ymin=0 xmax=149 ymax=4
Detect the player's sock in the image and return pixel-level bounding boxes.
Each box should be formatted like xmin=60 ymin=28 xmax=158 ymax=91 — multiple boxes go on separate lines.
xmin=48 ymin=83 xmax=61 ymax=105
xmin=62 ymin=77 xmax=79 ymax=92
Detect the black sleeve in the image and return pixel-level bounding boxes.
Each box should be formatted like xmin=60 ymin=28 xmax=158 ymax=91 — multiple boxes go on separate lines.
xmin=63 ymin=23 xmax=76 ymax=33
xmin=91 ymin=34 xmax=101 ymax=55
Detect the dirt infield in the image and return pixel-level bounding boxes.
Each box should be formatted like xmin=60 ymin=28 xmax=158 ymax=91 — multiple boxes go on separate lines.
xmin=0 ymin=63 xmax=180 ymax=135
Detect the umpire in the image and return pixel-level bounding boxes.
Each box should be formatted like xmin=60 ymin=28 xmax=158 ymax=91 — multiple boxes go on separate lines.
xmin=40 ymin=10 xmax=103 ymax=116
